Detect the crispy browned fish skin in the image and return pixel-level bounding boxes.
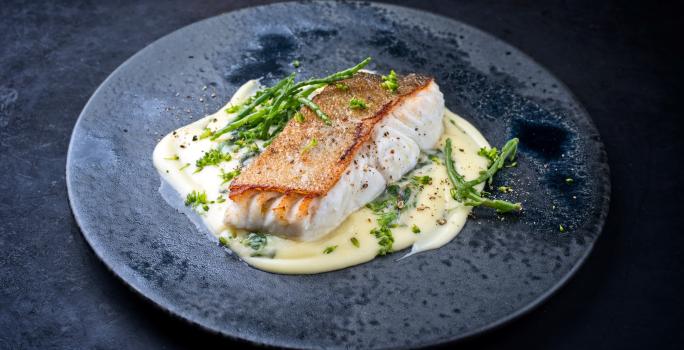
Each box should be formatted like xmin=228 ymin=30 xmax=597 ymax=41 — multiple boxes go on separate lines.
xmin=229 ymin=72 xmax=433 ymax=201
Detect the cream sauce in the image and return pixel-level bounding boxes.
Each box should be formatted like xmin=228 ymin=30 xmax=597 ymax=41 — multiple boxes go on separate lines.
xmin=153 ymin=80 xmax=490 ymax=274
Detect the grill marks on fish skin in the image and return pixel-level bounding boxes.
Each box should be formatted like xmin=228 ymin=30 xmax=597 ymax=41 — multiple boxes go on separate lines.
xmin=229 ymin=72 xmax=433 ymax=201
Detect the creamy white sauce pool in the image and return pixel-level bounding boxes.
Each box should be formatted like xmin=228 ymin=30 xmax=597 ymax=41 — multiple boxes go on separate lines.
xmin=153 ymin=80 xmax=490 ymax=274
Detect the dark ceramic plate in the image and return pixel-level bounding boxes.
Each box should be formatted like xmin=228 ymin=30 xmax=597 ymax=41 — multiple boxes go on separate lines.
xmin=66 ymin=2 xmax=610 ymax=349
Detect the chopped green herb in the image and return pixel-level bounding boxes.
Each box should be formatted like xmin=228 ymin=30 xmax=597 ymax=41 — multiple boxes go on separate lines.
xmin=221 ymin=168 xmax=241 ymax=184
xmin=199 ymin=128 xmax=213 ymax=140
xmin=242 ymin=232 xmax=267 ymax=251
xmin=292 ymin=60 xmax=301 ymax=68
xmin=559 ymin=224 xmax=565 ymax=232
xmin=427 ymin=154 xmax=441 ymax=164
xmin=477 ymin=147 xmax=499 ymax=163
xmin=444 ymin=138 xmax=522 ymax=213
xmin=349 ymin=97 xmax=367 ymax=110
xmin=294 ymin=112 xmax=305 ymax=123
xmin=164 ymin=155 xmax=179 ymax=161
xmin=366 ymin=169 xmax=430 ymax=256
xmin=225 ymin=104 xmax=240 ymax=113
xmin=216 ymin=195 xmax=226 ymax=203
xmin=195 ymin=148 xmax=231 ymax=173
xmin=335 ymin=83 xmax=349 ymax=91
xmin=498 ymin=186 xmax=513 ymax=193
xmin=218 ymin=236 xmax=229 ymax=246
xmin=179 ymin=163 xmax=190 ymax=171
xmin=323 ymin=245 xmax=338 ymax=254
xmin=381 ymin=69 xmax=398 ymax=92
xmin=302 ymin=138 xmax=318 ymax=153
xmin=377 ymin=211 xmax=398 ymax=227
xmin=565 ymin=177 xmax=574 ymax=184
xmin=412 ymin=175 xmax=432 ymax=185
xmin=371 ymin=226 xmax=394 ymax=256
xmin=411 ymin=224 xmax=421 ymax=234
xmin=350 ymin=237 xmax=360 ymax=248
xmin=185 ymin=190 xmax=208 ymax=212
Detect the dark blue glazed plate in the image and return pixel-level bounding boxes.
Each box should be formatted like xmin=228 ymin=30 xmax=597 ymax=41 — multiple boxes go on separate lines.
xmin=66 ymin=2 xmax=610 ymax=349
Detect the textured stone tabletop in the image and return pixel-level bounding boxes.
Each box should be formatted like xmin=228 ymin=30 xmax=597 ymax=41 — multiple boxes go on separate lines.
xmin=1 ymin=1 xmax=681 ymax=349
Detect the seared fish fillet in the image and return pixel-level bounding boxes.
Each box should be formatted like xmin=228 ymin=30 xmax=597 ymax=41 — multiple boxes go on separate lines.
xmin=226 ymin=72 xmax=444 ymax=240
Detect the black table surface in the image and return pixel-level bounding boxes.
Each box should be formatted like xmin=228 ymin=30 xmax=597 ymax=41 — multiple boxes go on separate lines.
xmin=1 ymin=1 xmax=681 ymax=349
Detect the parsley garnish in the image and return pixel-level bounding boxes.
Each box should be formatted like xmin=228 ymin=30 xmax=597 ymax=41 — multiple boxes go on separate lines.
xmin=366 ymin=172 xmax=429 ymax=256
xmin=427 ymin=154 xmax=441 ymax=165
xmin=411 ymin=224 xmax=421 ymax=234
xmin=323 ymin=245 xmax=338 ymax=254
xmin=371 ymin=226 xmax=394 ymax=256
xmin=218 ymin=236 xmax=229 ymax=246
xmin=225 ymin=104 xmax=240 ymax=113
xmin=292 ymin=60 xmax=301 ymax=68
xmin=220 ymin=168 xmax=241 ymax=184
xmin=294 ymin=112 xmax=305 ymax=123
xmin=335 ymin=83 xmax=349 ymax=91
xmin=411 ymin=175 xmax=432 ymax=186
xmin=349 ymin=97 xmax=367 ymax=110
xmin=498 ymin=186 xmax=512 ymax=193
xmin=199 ymin=128 xmax=213 ymax=140
xmin=195 ymin=148 xmax=231 ymax=173
xmin=302 ymin=138 xmax=318 ymax=153
xmin=477 ymin=146 xmax=499 ymax=164
xmin=242 ymin=232 xmax=267 ymax=251
xmin=381 ymin=69 xmax=398 ymax=92
xmin=350 ymin=237 xmax=360 ymax=248
xmin=185 ymin=190 xmax=209 ymax=212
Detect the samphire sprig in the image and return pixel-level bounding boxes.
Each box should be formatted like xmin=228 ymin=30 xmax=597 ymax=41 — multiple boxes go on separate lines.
xmin=210 ymin=57 xmax=372 ymax=147
xmin=444 ymin=138 xmax=522 ymax=213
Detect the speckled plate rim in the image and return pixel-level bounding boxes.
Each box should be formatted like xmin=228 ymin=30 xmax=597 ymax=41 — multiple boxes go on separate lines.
xmin=66 ymin=2 xmax=611 ymax=348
